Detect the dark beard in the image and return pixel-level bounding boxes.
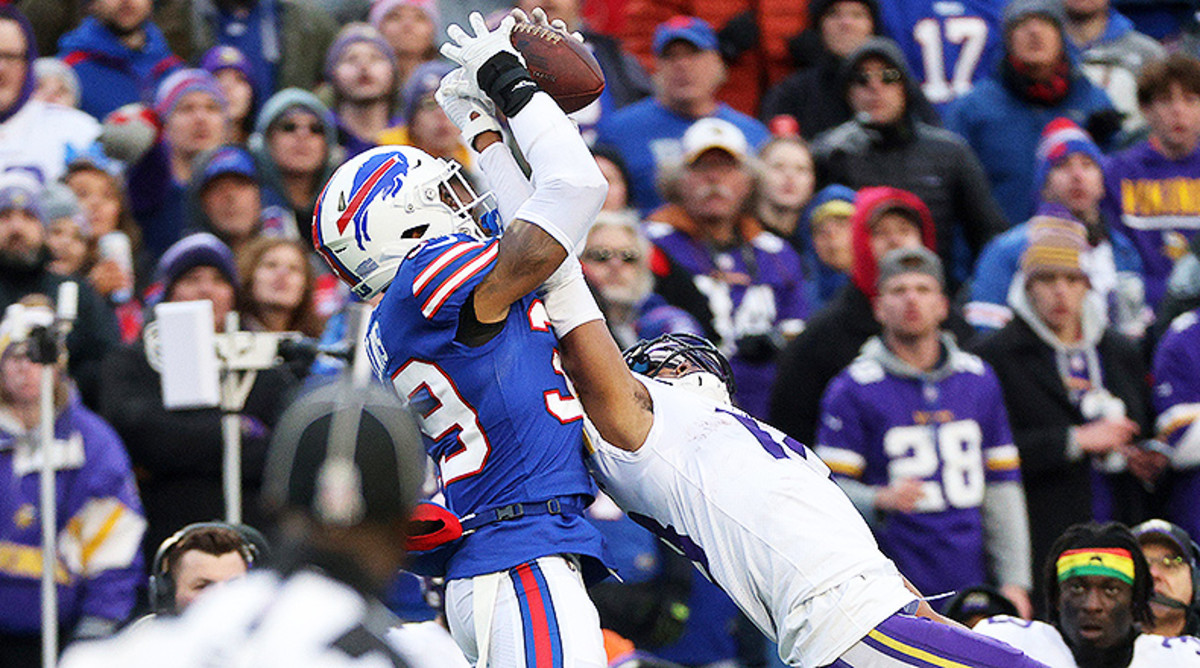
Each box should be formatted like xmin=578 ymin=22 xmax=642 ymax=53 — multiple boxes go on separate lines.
xmin=100 ymin=16 xmax=147 ymax=39
xmin=0 ymin=245 xmax=46 ymax=274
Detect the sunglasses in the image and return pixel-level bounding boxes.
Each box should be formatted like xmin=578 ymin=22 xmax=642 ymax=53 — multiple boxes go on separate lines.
xmin=583 ymin=248 xmax=641 ymax=265
xmin=275 ymin=120 xmax=324 ymax=135
xmin=850 ymin=68 xmax=903 ymax=87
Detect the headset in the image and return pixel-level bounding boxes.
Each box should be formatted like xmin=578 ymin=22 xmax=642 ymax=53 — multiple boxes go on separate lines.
xmin=148 ymin=522 xmax=267 ymax=614
xmin=1133 ymin=519 xmax=1200 ymax=613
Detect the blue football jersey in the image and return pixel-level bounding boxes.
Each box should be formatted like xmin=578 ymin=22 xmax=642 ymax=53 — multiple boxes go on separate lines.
xmin=366 ymin=233 xmax=605 ymax=580
xmin=816 ymin=344 xmax=1019 ymax=599
xmin=879 ymin=0 xmax=1005 ymax=109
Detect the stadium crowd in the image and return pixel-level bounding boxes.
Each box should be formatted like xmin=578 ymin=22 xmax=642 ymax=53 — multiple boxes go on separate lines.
xmin=3 ymin=0 xmax=1200 ymax=666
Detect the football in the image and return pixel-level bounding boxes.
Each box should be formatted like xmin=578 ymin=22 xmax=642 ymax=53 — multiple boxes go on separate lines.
xmin=510 ymin=22 xmax=605 ymax=114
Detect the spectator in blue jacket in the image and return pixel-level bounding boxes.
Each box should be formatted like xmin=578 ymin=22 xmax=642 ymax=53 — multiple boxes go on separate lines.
xmin=967 ymin=118 xmax=1146 ymax=336
xmin=0 ymin=297 xmax=146 ymax=667
xmin=946 ymin=0 xmax=1115 ymax=226
xmin=803 ymin=184 xmax=857 ymax=311
xmin=57 ymin=0 xmax=184 ymax=120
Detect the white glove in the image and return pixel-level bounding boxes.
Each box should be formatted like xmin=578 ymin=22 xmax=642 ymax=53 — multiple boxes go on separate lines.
xmin=440 ymin=13 xmax=524 ymax=88
xmin=436 ymin=68 xmax=502 ymax=147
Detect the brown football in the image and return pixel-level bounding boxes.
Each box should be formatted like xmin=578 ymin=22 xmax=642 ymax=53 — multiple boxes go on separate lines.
xmin=510 ymin=22 xmax=605 ymax=114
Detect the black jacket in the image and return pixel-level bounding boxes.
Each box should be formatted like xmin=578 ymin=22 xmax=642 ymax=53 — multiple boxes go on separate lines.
xmin=0 ymin=254 xmax=119 ymax=409
xmin=98 ymin=340 xmax=298 ymax=563
xmin=971 ymin=317 xmax=1152 ymax=581
xmin=760 ymin=48 xmax=853 ymax=140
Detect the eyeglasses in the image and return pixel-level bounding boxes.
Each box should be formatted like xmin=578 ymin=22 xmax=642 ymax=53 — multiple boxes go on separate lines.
xmin=275 ymin=120 xmax=324 ymax=135
xmin=850 ymin=68 xmax=904 ymax=87
xmin=1148 ymin=555 xmax=1188 ymax=571
xmin=583 ymin=248 xmax=641 ymax=265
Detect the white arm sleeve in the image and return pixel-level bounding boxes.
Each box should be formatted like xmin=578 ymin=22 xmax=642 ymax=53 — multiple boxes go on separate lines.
xmin=507 ymin=92 xmax=608 ymax=253
xmin=540 ymin=256 xmax=604 ymax=337
xmin=477 ymin=140 xmax=534 ymax=226
xmin=982 ymin=481 xmax=1033 ymax=589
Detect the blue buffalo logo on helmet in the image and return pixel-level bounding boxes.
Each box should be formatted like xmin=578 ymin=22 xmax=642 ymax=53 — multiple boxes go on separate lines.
xmin=337 ymin=151 xmax=411 ymax=252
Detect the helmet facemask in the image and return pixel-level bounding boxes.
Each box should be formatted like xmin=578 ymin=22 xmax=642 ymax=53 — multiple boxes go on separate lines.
xmin=623 ymin=333 xmax=735 ymax=405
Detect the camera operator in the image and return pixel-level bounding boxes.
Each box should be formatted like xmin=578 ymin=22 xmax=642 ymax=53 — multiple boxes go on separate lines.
xmin=97 ymin=233 xmax=298 ymax=566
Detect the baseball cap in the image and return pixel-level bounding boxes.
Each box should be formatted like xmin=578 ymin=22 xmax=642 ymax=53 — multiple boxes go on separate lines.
xmin=681 ymin=117 xmax=749 ymax=166
xmin=653 ymin=16 xmax=719 ymax=56
xmin=1133 ymin=519 xmax=1198 ymax=566
xmin=199 ymin=146 xmax=259 ymax=191
xmin=876 ymin=247 xmax=945 ymax=290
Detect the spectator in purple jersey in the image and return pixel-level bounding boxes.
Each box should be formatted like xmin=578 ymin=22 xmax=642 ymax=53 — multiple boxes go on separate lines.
xmin=580 ymin=211 xmax=704 ymax=350
xmin=760 ymin=0 xmax=882 ymax=140
xmin=1151 ymin=307 xmax=1200 ymax=548
xmin=817 ymin=247 xmax=1034 ymax=619
xmin=1102 ymin=54 xmax=1200 ymax=311
xmin=325 ymin=23 xmax=402 ymax=157
xmin=812 ymin=37 xmax=1008 ymax=289
xmin=645 ymin=117 xmax=809 ymax=419
xmin=1132 ymin=519 xmax=1200 ymax=638
xmin=972 ymin=221 xmax=1156 ymax=615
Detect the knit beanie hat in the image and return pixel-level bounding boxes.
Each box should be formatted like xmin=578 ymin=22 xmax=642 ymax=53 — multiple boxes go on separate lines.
xmin=200 ymin=45 xmax=254 ymax=84
xmin=32 ymin=57 xmax=80 ymax=107
xmin=1003 ymin=0 xmax=1066 ymax=33
xmin=1020 ymin=211 xmax=1088 ymax=277
xmin=1034 ymin=118 xmax=1103 ymax=193
xmin=401 ymin=60 xmax=453 ymax=122
xmin=42 ymin=182 xmax=86 ymax=233
xmin=156 ymin=233 xmax=238 ymax=296
xmin=368 ymin=0 xmax=441 ymax=37
xmin=324 ymin=23 xmax=397 ymax=84
xmin=155 ymin=68 xmax=227 ymax=119
xmin=254 ymin=88 xmax=338 ymax=149
xmin=0 ymin=172 xmax=44 ymax=223
xmin=876 ymin=246 xmax=945 ymax=291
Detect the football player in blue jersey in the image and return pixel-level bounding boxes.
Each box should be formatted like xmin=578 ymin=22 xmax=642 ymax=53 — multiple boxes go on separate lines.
xmin=312 ymin=11 xmax=611 ymax=668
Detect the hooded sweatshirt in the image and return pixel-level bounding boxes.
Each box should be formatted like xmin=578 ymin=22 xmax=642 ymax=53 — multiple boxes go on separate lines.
xmin=59 ymin=16 xmax=184 ymax=120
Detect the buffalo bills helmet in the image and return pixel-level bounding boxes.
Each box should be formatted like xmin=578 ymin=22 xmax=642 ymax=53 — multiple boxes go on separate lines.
xmin=312 ymin=146 xmax=500 ymax=300
xmin=623 ymin=332 xmax=735 ymax=404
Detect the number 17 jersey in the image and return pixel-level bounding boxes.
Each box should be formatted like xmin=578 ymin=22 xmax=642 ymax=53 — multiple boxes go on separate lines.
xmin=367 ymin=234 xmax=605 ymax=580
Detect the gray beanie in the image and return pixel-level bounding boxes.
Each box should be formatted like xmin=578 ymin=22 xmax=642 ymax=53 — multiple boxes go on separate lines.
xmin=877 ymin=247 xmax=945 ymax=291
xmin=1003 ymin=0 xmax=1067 ymax=33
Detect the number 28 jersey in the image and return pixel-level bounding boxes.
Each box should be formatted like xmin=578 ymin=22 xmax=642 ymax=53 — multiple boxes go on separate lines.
xmin=367 ymin=234 xmax=605 ymax=580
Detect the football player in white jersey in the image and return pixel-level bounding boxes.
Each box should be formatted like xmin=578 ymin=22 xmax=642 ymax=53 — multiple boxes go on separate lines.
xmin=975 ymin=522 xmax=1200 ymax=667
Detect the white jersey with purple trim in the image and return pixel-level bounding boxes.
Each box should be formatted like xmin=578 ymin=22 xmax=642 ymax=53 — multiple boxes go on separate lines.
xmin=0 ymin=99 xmax=99 ymax=184
xmin=583 ymin=375 xmax=915 ymax=667
xmin=974 ymin=616 xmax=1200 ymax=666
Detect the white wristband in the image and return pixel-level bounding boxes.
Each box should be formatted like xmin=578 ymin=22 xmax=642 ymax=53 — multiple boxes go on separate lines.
xmin=539 ymin=256 xmax=604 ymax=337
xmin=477 ymin=140 xmax=533 ymax=226
xmin=508 ymin=93 xmax=608 ymax=253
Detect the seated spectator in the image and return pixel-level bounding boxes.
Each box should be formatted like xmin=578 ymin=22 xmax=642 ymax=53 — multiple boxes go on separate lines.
xmin=595 ymin=16 xmax=769 ymax=216
xmin=967 ymin=119 xmax=1146 ymax=336
xmin=803 ymin=184 xmax=856 ymax=311
xmin=1102 ymin=53 xmax=1200 ymax=311
xmin=975 ymin=522 xmax=1200 ymax=666
xmin=369 ymin=0 xmax=442 ymax=90
xmin=32 ymin=57 xmax=81 ymax=109
xmin=647 ymin=118 xmax=808 ymax=418
xmin=149 ymin=522 xmax=265 ymax=616
xmin=770 ymin=186 xmax=941 ymax=446
xmin=326 ymin=23 xmax=401 ymax=157
xmin=57 ymin=0 xmax=183 ymax=120
xmin=0 ymin=297 xmax=146 ymax=666
xmin=754 ymin=134 xmax=816 ymax=249
xmin=1132 ymin=519 xmax=1200 ymax=637
xmin=98 ymin=233 xmax=298 ymax=565
xmin=1063 ymin=0 xmax=1165 ymax=135
xmin=972 ymin=221 xmax=1155 ymax=610
xmin=581 ymin=211 xmax=703 ymax=350
xmin=186 ymin=146 xmax=274 ymax=256
xmin=251 ymin=89 xmax=339 ymax=240
xmin=812 ymin=36 xmax=1008 ymax=289
xmin=1152 ymin=307 xmax=1200 ymax=542
xmin=377 ymin=61 xmax=470 ymax=172
xmin=0 ymin=7 xmax=99 ymax=185
xmin=0 ymin=174 xmax=119 ymax=409
xmin=760 ymin=0 xmax=880 ymax=140
xmin=946 ymin=0 xmax=1115 ymax=225
xmin=817 ymin=247 xmax=1033 ymax=618
xmin=236 ymin=237 xmax=325 ymax=339
xmin=125 ymin=69 xmax=229 ymax=259
xmin=201 ymin=46 xmax=258 ymax=146
xmin=192 ymin=0 xmax=338 ymax=102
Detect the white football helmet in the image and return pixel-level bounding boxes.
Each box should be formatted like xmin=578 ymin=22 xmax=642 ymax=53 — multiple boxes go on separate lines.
xmin=313 ymin=145 xmax=500 ymax=300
